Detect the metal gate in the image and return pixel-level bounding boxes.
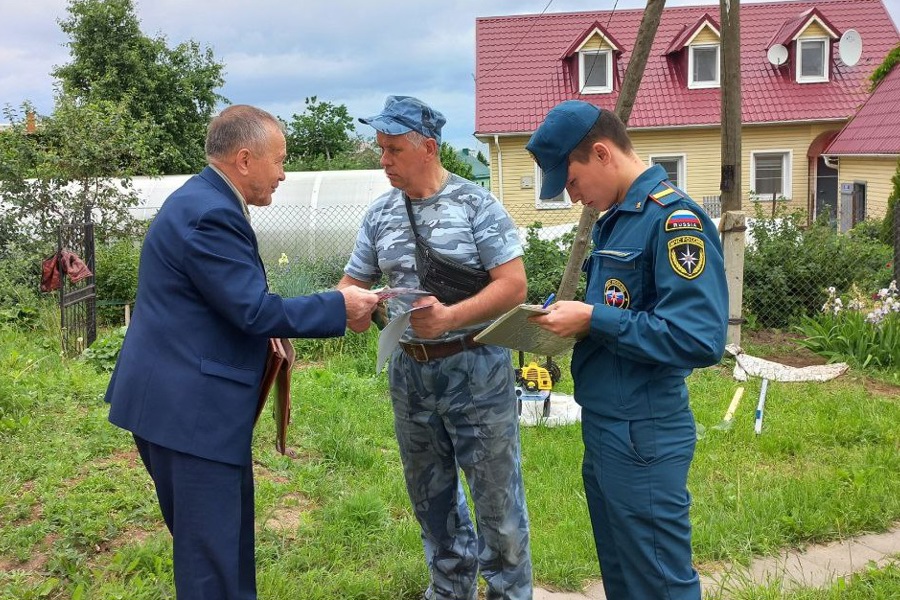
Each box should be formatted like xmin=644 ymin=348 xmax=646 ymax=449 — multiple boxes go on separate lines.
xmin=58 ymin=221 xmax=97 ymax=356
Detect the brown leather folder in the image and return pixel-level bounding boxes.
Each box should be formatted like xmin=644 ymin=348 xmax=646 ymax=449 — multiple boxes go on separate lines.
xmin=255 ymin=337 xmax=296 ymax=456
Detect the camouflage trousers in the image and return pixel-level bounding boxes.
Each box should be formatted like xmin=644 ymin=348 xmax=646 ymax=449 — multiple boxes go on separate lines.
xmin=389 ymin=344 xmax=533 ymax=600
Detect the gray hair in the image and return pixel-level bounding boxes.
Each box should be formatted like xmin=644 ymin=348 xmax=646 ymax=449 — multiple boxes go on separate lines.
xmin=205 ymin=105 xmax=284 ymax=160
xmin=404 ymin=130 xmax=428 ymax=148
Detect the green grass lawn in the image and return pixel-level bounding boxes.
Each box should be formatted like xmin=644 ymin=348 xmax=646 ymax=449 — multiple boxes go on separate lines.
xmin=1 ymin=324 xmax=898 ymax=599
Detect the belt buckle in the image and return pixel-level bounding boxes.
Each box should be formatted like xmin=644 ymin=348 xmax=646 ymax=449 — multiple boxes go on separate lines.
xmin=409 ymin=343 xmax=429 ymax=362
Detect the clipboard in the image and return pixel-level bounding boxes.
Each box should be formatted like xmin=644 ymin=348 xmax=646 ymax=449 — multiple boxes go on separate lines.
xmin=255 ymin=337 xmax=296 ymax=457
xmin=474 ymin=304 xmax=577 ymax=356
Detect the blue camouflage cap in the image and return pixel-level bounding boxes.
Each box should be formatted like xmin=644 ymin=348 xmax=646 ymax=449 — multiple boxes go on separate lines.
xmin=359 ymin=95 xmax=446 ymax=145
xmin=526 ymin=100 xmax=601 ymax=199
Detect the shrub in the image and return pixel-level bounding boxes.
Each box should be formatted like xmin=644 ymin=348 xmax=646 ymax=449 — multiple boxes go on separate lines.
xmin=522 ymin=223 xmax=585 ymax=305
xmin=0 ymin=249 xmax=43 ymax=329
xmin=744 ymin=207 xmax=892 ymax=328
xmin=94 ymin=237 xmax=143 ymax=326
xmin=880 ymin=165 xmax=899 ymax=245
xmin=80 ymin=326 xmax=127 ymax=372
xmin=796 ymin=281 xmax=899 ymax=369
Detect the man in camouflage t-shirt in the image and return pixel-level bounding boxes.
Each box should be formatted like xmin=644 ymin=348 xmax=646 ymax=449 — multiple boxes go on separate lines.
xmin=339 ymin=96 xmax=532 ymax=600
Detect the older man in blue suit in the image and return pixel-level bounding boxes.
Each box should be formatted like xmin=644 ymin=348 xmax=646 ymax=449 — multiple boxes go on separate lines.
xmin=106 ymin=105 xmax=378 ymax=600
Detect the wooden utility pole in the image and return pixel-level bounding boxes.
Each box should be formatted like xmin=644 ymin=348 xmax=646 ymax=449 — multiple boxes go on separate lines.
xmin=720 ymin=0 xmax=742 ymax=215
xmin=720 ymin=0 xmax=746 ymax=346
xmin=555 ymin=0 xmax=667 ymax=302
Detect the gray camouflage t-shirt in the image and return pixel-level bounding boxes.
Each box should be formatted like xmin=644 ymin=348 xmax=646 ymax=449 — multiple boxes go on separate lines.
xmin=344 ymin=173 xmax=523 ymax=342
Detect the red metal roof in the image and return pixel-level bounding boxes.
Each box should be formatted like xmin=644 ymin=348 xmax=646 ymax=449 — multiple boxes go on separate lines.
xmin=474 ymin=0 xmax=900 ymax=135
xmin=826 ymin=63 xmax=900 ymax=154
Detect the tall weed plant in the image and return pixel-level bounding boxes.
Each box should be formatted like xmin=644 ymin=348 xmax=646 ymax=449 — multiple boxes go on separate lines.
xmin=796 ymin=281 xmax=900 ymax=370
xmin=744 ymin=207 xmax=892 ymax=328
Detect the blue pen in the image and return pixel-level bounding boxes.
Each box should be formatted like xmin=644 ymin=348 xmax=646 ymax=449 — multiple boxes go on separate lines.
xmin=541 ymin=293 xmax=556 ymax=309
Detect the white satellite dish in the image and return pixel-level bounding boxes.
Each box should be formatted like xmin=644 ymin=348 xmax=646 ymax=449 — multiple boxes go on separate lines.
xmin=839 ymin=29 xmax=862 ymax=66
xmin=767 ymin=44 xmax=788 ymax=67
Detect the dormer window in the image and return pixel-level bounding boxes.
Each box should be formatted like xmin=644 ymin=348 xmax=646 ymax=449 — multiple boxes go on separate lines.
xmin=689 ymin=44 xmax=720 ymax=88
xmin=579 ymin=50 xmax=613 ymax=94
xmin=770 ymin=7 xmax=838 ymax=84
xmin=561 ymin=22 xmax=622 ymax=96
xmin=666 ymin=14 xmax=721 ymax=90
xmin=797 ymin=38 xmax=828 ymax=82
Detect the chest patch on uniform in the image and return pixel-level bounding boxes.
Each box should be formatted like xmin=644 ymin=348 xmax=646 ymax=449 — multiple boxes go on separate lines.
xmin=665 ymin=209 xmax=703 ymax=232
xmin=668 ymin=236 xmax=706 ymax=280
xmin=604 ymin=278 xmax=630 ymax=309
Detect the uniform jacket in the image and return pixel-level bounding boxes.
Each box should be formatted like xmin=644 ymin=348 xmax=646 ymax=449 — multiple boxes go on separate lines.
xmin=106 ymin=167 xmax=346 ymax=466
xmin=573 ymin=164 xmax=728 ymax=420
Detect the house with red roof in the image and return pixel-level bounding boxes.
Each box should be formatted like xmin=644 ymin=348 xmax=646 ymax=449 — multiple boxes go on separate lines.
xmin=823 ymin=58 xmax=900 ymax=229
xmin=474 ymin=0 xmax=899 ymax=229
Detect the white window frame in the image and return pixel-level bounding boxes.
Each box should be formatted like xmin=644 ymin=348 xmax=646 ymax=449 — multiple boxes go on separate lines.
xmin=688 ymin=44 xmax=720 ymax=89
xmin=534 ymin=163 xmax=572 ymax=210
xmin=750 ymin=150 xmax=793 ymax=201
xmin=797 ymin=37 xmax=829 ymax=83
xmin=649 ymin=153 xmax=687 ymax=189
xmin=579 ymin=49 xmax=613 ymax=94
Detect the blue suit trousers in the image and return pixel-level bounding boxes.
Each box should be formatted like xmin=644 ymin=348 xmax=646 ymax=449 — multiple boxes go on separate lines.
xmin=134 ymin=435 xmax=256 ymax=600
xmin=581 ymin=408 xmax=700 ymax=600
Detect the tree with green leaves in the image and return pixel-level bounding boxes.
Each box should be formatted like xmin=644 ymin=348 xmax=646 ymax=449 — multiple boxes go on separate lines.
xmin=440 ymin=142 xmax=474 ymax=180
xmin=0 ymin=99 xmax=148 ymax=262
xmin=53 ymin=0 xmax=225 ymax=174
xmin=285 ymin=96 xmax=355 ymax=163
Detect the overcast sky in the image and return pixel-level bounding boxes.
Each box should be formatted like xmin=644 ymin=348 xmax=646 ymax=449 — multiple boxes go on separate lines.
xmin=2 ymin=0 xmax=898 ymax=155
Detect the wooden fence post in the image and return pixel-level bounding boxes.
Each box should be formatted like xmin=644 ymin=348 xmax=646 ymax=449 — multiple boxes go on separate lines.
xmin=720 ymin=211 xmax=747 ymax=346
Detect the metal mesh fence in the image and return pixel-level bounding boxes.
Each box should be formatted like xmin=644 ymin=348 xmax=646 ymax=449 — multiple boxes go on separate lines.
xmin=137 ymin=196 xmax=897 ymax=332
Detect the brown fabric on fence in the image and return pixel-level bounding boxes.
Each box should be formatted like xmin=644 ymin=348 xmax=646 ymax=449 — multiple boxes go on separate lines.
xmin=40 ymin=251 xmax=93 ymax=292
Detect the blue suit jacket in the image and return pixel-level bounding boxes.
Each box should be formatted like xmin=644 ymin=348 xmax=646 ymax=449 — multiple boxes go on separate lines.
xmin=107 ymin=167 xmax=346 ymax=465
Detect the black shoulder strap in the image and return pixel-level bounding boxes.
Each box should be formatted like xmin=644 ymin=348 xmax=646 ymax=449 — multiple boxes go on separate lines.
xmin=403 ymin=193 xmax=423 ymax=241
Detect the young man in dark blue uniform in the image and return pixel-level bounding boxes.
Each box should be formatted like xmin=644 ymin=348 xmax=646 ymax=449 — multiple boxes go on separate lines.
xmin=528 ymin=100 xmax=728 ymax=600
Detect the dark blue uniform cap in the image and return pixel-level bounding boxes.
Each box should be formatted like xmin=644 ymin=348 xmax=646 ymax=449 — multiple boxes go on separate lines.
xmin=526 ymin=101 xmax=601 ymax=199
xmin=359 ymin=95 xmax=446 ymax=145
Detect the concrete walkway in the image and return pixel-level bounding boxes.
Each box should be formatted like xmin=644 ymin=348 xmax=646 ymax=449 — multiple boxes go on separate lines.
xmin=534 ymin=526 xmax=900 ymax=599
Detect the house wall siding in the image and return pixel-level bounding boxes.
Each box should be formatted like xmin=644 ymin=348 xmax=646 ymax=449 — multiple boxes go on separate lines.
xmin=488 ymin=121 xmax=850 ymax=226
xmin=837 ymin=157 xmax=898 ymax=220
xmin=489 ymin=137 xmax=578 ymax=227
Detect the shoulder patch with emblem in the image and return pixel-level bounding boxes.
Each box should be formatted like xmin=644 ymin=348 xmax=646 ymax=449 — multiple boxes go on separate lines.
xmin=668 ymin=235 xmax=706 ymax=280
xmin=665 ymin=209 xmax=703 ymax=232
xmin=604 ymin=278 xmax=630 ymax=309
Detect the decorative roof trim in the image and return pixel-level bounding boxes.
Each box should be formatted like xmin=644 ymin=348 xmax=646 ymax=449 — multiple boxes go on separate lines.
xmin=770 ymin=8 xmax=840 ymax=47
xmin=665 ymin=13 xmax=720 ymax=55
xmin=561 ymin=21 xmax=623 ymax=59
xmin=791 ymin=15 xmax=840 ymax=41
